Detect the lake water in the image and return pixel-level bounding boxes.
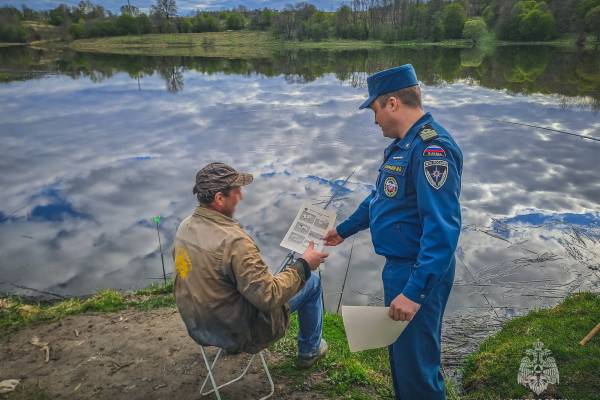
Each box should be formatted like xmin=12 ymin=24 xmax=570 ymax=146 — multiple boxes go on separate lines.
xmin=1 ymin=46 xmax=599 ymax=329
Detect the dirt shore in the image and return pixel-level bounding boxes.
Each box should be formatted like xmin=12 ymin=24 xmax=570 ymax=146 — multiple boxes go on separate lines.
xmin=0 ymin=307 xmax=328 ymax=399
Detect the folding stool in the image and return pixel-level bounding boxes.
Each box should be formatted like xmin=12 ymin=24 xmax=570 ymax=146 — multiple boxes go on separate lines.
xmin=199 ymin=345 xmax=274 ymax=400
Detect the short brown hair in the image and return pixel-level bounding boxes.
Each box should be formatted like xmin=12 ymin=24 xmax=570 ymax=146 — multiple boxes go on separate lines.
xmin=377 ymin=85 xmax=422 ymax=109
xmin=197 ymin=187 xmax=233 ymax=205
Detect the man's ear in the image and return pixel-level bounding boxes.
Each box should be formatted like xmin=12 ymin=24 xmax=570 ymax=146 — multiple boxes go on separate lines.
xmin=213 ymin=192 xmax=225 ymax=207
xmin=388 ymin=96 xmax=400 ymax=111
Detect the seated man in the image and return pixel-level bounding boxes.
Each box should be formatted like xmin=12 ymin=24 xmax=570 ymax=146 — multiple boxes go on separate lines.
xmin=173 ymin=162 xmax=329 ymax=367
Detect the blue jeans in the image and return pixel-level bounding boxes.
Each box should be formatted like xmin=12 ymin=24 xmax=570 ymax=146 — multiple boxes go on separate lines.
xmin=288 ymin=271 xmax=323 ymax=357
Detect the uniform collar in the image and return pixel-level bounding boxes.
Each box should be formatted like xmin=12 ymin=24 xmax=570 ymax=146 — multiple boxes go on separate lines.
xmin=395 ymin=112 xmax=433 ymax=151
xmin=383 ymin=112 xmax=433 ymax=161
xmin=193 ymin=205 xmax=238 ymax=226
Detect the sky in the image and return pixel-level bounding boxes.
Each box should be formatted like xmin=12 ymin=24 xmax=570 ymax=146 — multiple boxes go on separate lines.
xmin=5 ymin=0 xmax=345 ymax=13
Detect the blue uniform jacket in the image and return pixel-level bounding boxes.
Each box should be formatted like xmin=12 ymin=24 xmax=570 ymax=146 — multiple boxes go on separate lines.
xmin=336 ymin=112 xmax=463 ymax=305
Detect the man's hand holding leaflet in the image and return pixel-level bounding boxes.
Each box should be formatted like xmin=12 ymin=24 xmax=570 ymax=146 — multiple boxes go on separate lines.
xmin=342 ymin=306 xmax=409 ymax=352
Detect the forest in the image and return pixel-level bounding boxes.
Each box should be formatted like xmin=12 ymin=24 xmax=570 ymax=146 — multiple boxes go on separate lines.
xmin=1 ymin=0 xmax=599 ymax=45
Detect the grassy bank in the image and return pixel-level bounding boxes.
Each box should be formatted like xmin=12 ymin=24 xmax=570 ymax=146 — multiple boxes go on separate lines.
xmin=493 ymin=34 xmax=598 ymax=48
xmin=0 ymin=22 xmax=64 ymax=49
xmin=68 ymin=31 xmax=598 ymax=58
xmin=0 ymin=283 xmax=176 ymax=335
xmin=2 ymin=288 xmax=597 ymax=399
xmin=72 ymin=31 xmax=282 ymax=58
xmin=69 ymin=31 xmax=471 ymax=58
xmin=0 ymin=43 xmax=28 ymax=48
xmin=4 ymin=26 xmax=596 ymax=55
xmin=0 ymin=284 xmax=458 ymax=399
xmin=462 ymin=292 xmax=600 ymax=400
xmin=272 ymin=313 xmax=395 ymax=399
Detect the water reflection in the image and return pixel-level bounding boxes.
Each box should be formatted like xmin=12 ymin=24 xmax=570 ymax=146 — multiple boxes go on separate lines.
xmin=0 ymin=49 xmax=598 ymax=326
xmin=1 ymin=45 xmax=599 ymax=107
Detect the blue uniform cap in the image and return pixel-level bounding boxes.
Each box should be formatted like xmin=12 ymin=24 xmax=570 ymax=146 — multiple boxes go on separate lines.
xmin=359 ymin=64 xmax=419 ymax=110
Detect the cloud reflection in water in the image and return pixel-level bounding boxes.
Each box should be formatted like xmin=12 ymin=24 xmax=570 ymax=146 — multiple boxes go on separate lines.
xmin=0 ymin=70 xmax=598 ymax=320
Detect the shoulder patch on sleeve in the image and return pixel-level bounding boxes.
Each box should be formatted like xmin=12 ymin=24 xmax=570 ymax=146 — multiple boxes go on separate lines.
xmin=424 ymin=159 xmax=448 ymax=190
xmin=419 ymin=126 xmax=439 ymax=142
xmin=175 ymin=246 xmax=192 ymax=279
xmin=423 ymin=144 xmax=446 ymax=157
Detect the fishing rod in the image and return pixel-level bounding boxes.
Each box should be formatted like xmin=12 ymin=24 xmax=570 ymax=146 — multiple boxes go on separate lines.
xmin=490 ymin=119 xmax=600 ymax=143
xmin=0 ymin=281 xmax=66 ymax=299
xmin=460 ymin=117 xmax=599 ymax=320
xmin=460 ymin=257 xmax=501 ymax=320
xmin=153 ymin=215 xmax=167 ymax=285
xmin=0 ymin=202 xmax=28 ymax=223
xmin=323 ymin=166 xmax=361 ymax=210
xmin=336 ymin=236 xmax=356 ymax=314
xmin=276 ymin=166 xmax=361 ymax=273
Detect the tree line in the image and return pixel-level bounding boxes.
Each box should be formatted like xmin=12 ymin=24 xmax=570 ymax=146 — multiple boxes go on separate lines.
xmin=3 ymin=42 xmax=598 ymax=108
xmin=1 ymin=0 xmax=599 ymax=45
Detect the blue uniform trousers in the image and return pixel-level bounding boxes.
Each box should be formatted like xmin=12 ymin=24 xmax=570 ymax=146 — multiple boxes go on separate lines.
xmin=383 ymin=258 xmax=455 ymax=400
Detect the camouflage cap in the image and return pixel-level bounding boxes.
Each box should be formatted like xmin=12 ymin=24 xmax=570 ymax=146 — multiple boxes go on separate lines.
xmin=192 ymin=162 xmax=253 ymax=197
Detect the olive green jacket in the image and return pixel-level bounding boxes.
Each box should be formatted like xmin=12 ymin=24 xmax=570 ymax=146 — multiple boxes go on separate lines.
xmin=173 ymin=206 xmax=308 ymax=353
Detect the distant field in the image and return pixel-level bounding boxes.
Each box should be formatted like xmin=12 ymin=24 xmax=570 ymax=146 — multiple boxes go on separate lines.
xmin=70 ymin=31 xmax=473 ymax=57
xmin=22 ymin=21 xmax=63 ymax=45
xmin=3 ymin=26 xmax=593 ymax=54
xmin=72 ymin=31 xmax=280 ymax=58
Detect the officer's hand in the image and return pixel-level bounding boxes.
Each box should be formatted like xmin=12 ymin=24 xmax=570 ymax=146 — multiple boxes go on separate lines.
xmin=389 ymin=294 xmax=421 ymax=321
xmin=323 ymin=229 xmax=344 ymax=246
xmin=301 ymin=241 xmax=329 ymax=270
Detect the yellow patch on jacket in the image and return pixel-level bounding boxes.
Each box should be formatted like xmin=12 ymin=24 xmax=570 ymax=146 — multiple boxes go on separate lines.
xmin=175 ymin=246 xmax=192 ymax=279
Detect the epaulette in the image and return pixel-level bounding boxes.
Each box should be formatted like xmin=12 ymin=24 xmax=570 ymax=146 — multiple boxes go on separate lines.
xmin=419 ymin=125 xmax=438 ymax=142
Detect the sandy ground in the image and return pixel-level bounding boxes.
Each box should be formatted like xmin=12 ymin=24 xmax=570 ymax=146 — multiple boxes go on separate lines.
xmin=0 ymin=308 xmax=329 ymax=399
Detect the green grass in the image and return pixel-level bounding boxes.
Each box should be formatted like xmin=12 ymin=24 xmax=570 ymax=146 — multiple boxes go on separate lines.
xmin=1 ymin=283 xmax=459 ymax=399
xmin=0 ymin=72 xmax=20 ymax=82
xmin=69 ymin=31 xmax=598 ymax=58
xmin=71 ymin=31 xmax=281 ymax=58
xmin=460 ymin=31 xmax=600 ymax=53
xmin=3 ymin=286 xmax=597 ymax=399
xmin=9 ymin=27 xmax=597 ymax=55
xmin=497 ymin=33 xmax=600 ymax=49
xmin=0 ymin=281 xmax=175 ymax=336
xmin=270 ymin=313 xmax=460 ymax=399
xmin=70 ymin=31 xmax=473 ymax=58
xmin=270 ymin=313 xmax=393 ymax=399
xmin=0 ymin=21 xmax=66 ymax=48
xmin=461 ymin=292 xmax=600 ymax=400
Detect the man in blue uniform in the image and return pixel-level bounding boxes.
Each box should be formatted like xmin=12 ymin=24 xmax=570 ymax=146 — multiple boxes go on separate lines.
xmin=324 ymin=64 xmax=462 ymax=399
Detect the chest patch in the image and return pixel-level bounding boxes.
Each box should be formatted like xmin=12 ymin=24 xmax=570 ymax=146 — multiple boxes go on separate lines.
xmin=424 ymin=160 xmax=448 ymax=190
xmin=384 ymin=176 xmax=399 ymax=197
xmin=423 ymin=145 xmax=446 ymax=157
xmin=383 ymin=164 xmax=404 ymax=173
